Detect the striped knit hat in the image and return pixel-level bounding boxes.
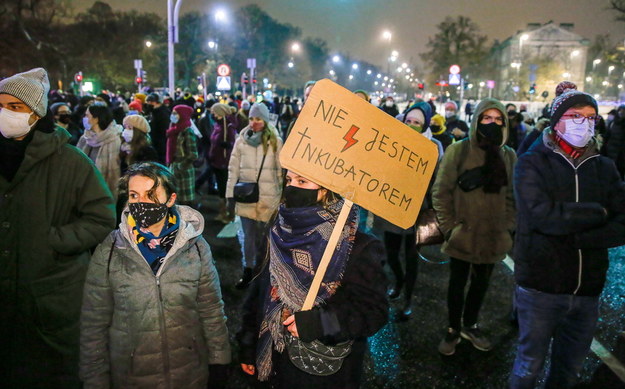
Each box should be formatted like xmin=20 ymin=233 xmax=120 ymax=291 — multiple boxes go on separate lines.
xmin=550 ymin=81 xmax=597 ymax=128
xmin=0 ymin=68 xmax=50 ymax=117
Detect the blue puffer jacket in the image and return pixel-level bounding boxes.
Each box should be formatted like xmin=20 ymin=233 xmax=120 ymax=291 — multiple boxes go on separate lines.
xmin=513 ymin=130 xmax=625 ymax=296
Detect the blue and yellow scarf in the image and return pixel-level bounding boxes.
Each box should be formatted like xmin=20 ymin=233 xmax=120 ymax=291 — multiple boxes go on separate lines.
xmin=128 ymin=207 xmax=180 ymax=274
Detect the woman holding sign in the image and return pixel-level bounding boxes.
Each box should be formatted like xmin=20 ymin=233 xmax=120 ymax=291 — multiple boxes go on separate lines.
xmin=432 ymin=98 xmax=516 ymax=356
xmin=226 ymin=103 xmax=283 ymax=289
xmin=236 ymin=170 xmax=388 ymax=388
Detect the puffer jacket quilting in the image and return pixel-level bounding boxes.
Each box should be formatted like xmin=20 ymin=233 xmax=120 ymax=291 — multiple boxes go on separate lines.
xmin=80 ymin=206 xmax=231 ymax=388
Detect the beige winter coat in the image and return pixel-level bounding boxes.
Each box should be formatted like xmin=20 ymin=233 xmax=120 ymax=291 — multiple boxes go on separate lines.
xmin=226 ymin=125 xmax=283 ymax=222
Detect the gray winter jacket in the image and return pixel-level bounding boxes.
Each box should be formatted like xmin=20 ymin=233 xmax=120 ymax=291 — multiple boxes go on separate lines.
xmin=80 ymin=205 xmax=231 ymax=388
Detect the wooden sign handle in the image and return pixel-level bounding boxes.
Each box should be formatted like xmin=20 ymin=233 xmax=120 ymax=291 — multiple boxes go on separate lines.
xmin=301 ymin=199 xmax=354 ymax=311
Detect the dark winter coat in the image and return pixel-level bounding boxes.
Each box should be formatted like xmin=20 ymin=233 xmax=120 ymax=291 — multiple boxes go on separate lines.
xmin=432 ymin=99 xmax=517 ymax=264
xmin=208 ymin=116 xmax=237 ymax=170
xmin=80 ymin=206 xmax=231 ymax=388
xmin=446 ymin=116 xmax=470 ymax=140
xmin=514 ymin=130 xmax=625 ymax=296
xmin=237 ymin=232 xmax=388 ymax=387
xmin=603 ymin=116 xmax=625 ymax=177
xmin=0 ymin=124 xmax=116 ymax=387
xmin=149 ymin=104 xmax=171 ymax=164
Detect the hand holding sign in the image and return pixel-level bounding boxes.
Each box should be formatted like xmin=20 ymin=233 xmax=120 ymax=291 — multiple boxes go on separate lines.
xmin=280 ymin=79 xmax=439 ymax=229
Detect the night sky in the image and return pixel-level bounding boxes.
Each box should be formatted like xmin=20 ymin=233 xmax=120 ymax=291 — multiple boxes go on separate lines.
xmin=74 ymin=0 xmax=625 ymax=68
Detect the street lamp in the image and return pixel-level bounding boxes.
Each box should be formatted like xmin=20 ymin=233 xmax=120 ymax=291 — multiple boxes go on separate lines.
xmin=382 ymin=30 xmax=392 ymax=42
xmin=367 ymin=69 xmax=372 ymax=75
xmin=167 ymin=0 xmax=184 ymax=94
xmin=609 ymin=65 xmax=615 ymax=76
xmin=586 ymin=76 xmax=592 ymax=82
xmin=332 ymin=55 xmax=341 ymax=63
xmin=291 ymin=42 xmax=301 ymax=53
xmin=288 ymin=61 xmax=294 ymax=68
xmin=145 ymin=40 xmax=152 ymax=48
xmin=215 ymin=9 xmax=227 ymax=23
xmin=207 ymin=40 xmax=217 ymax=49
xmin=352 ymin=63 xmax=359 ymax=70
xmin=593 ymin=59 xmax=601 ymax=70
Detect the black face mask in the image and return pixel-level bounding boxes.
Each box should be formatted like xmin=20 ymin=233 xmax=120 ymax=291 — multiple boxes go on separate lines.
xmin=128 ymin=202 xmax=169 ymax=228
xmin=57 ymin=113 xmax=71 ymax=124
xmin=144 ymin=104 xmax=154 ymax=114
xmin=283 ymin=186 xmax=319 ymax=208
xmin=430 ymin=125 xmax=441 ymax=132
xmin=477 ymin=122 xmax=503 ymax=146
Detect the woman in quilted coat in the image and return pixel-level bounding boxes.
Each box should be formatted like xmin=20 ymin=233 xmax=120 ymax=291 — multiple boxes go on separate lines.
xmin=80 ymin=162 xmax=230 ymax=388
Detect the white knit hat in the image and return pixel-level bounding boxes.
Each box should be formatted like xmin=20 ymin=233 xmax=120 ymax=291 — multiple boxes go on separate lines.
xmin=123 ymin=114 xmax=150 ymax=133
xmin=0 ymin=68 xmax=50 ymax=117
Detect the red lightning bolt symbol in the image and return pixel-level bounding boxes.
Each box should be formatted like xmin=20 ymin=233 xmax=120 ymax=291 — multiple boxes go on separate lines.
xmin=341 ymin=125 xmax=360 ymax=152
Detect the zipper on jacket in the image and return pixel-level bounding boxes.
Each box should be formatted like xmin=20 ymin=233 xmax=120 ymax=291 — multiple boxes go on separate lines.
xmin=572 ymin=170 xmax=583 ymax=295
xmin=155 ymin=276 xmax=172 ymax=388
xmin=554 ymin=151 xmax=598 ymax=295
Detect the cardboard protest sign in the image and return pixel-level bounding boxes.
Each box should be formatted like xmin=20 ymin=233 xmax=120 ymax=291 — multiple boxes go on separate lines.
xmin=280 ymin=79 xmax=439 ymax=229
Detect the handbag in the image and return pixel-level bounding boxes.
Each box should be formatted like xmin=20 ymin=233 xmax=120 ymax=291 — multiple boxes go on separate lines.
xmin=233 ymin=146 xmax=267 ymax=203
xmin=415 ymin=208 xmax=444 ymax=246
xmin=457 ymin=166 xmax=485 ymax=192
xmin=285 ymin=334 xmax=353 ymax=376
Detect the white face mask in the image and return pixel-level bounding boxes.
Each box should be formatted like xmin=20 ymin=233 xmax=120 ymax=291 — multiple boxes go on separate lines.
xmin=82 ymin=116 xmax=92 ymax=131
xmin=0 ymin=108 xmax=35 ymax=139
xmin=170 ymin=113 xmax=179 ymax=124
xmin=122 ymin=128 xmax=134 ymax=143
xmin=560 ymin=119 xmax=595 ymax=148
xmin=445 ymin=110 xmax=455 ymax=118
xmin=385 ymin=100 xmax=393 ymax=107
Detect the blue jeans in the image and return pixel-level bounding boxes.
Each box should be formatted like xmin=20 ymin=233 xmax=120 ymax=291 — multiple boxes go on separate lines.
xmin=239 ymin=217 xmax=266 ymax=269
xmin=509 ymin=285 xmax=599 ymax=389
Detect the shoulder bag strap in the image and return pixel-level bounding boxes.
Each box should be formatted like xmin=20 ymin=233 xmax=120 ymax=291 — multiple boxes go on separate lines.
xmin=255 ymin=140 xmax=269 ymax=183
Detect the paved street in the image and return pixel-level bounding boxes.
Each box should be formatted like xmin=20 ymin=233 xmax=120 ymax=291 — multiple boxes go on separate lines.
xmin=197 ymin=194 xmax=625 ymax=389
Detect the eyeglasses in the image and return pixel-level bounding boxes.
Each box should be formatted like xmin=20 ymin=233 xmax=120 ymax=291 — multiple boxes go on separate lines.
xmin=481 ymin=114 xmax=504 ymax=125
xmin=561 ymin=113 xmax=599 ymax=124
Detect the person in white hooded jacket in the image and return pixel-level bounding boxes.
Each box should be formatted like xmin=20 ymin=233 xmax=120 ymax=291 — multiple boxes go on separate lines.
xmin=226 ymin=103 xmax=283 ymax=289
xmin=80 ymin=162 xmax=231 ymax=388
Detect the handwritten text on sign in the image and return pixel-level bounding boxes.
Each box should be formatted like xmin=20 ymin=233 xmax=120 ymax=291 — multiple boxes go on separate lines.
xmin=280 ymin=79 xmax=438 ymax=229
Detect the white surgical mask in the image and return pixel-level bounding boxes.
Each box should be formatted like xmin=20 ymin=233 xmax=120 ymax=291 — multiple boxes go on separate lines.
xmin=170 ymin=113 xmax=179 ymax=124
xmin=445 ymin=110 xmax=455 ymax=118
xmin=560 ymin=119 xmax=594 ymax=148
xmin=82 ymin=116 xmax=91 ymax=131
xmin=0 ymin=108 xmax=35 ymax=139
xmin=385 ymin=100 xmax=393 ymax=107
xmin=122 ymin=128 xmax=134 ymax=143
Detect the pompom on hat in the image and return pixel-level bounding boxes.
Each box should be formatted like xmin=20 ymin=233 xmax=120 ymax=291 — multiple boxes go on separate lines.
xmin=0 ymin=67 xmax=50 ymax=117
xmin=550 ymin=81 xmax=598 ymax=128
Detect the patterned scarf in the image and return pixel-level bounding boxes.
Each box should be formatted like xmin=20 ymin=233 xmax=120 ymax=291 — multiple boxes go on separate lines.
xmin=256 ymin=199 xmax=358 ymax=381
xmin=128 ymin=207 xmax=180 ymax=274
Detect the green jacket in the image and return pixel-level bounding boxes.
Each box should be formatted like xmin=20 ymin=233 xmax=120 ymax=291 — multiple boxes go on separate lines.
xmin=432 ymin=98 xmax=516 ymax=264
xmin=0 ymin=125 xmax=116 ymax=384
xmin=80 ymin=205 xmax=231 ymax=388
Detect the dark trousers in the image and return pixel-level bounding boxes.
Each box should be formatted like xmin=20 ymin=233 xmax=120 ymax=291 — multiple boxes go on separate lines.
xmin=213 ymin=167 xmax=229 ymax=198
xmin=447 ymin=257 xmax=494 ymax=331
xmin=384 ymin=231 xmax=418 ymax=302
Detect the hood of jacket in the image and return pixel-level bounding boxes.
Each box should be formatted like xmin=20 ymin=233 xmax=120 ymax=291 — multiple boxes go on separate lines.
xmin=118 ymin=204 xmax=204 ymax=261
xmin=468 ymin=98 xmax=509 ymax=148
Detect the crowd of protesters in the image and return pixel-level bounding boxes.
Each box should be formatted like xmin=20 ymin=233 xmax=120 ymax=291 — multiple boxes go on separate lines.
xmin=1 ymin=67 xmax=624 ymax=389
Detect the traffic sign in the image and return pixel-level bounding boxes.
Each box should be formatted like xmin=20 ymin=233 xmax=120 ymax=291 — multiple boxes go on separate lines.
xmin=449 ymin=64 xmax=461 ymax=75
xmin=486 ymin=80 xmax=496 ymax=89
xmin=247 ymin=58 xmax=256 ymax=69
xmin=217 ymin=64 xmax=231 ymax=77
xmin=216 ymin=76 xmax=231 ymax=90
xmin=449 ymin=73 xmax=461 ymax=85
